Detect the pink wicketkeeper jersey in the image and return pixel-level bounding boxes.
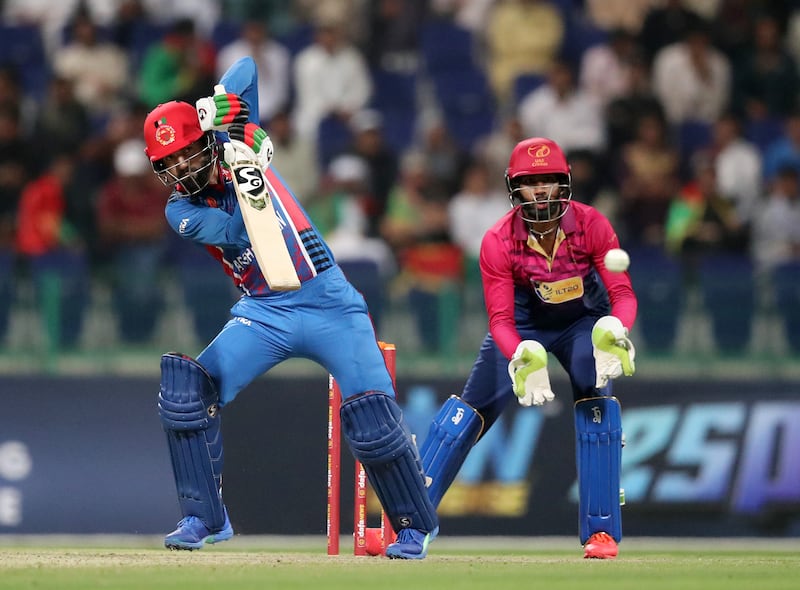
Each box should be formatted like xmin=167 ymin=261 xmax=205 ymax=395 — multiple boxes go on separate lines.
xmin=480 ymin=202 xmax=638 ymax=360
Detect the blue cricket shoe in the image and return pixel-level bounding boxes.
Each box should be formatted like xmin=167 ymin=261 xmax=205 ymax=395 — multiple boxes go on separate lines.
xmin=385 ymin=526 xmax=439 ymax=559
xmin=164 ymin=509 xmax=234 ymax=550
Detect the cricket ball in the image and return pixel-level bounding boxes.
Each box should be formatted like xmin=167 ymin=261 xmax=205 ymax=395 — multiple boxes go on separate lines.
xmin=604 ymin=248 xmax=630 ymax=273
xmin=365 ymin=527 xmax=384 ymax=556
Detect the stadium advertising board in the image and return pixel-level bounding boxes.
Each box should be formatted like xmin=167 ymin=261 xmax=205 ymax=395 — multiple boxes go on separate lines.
xmin=1 ymin=376 xmax=798 ymax=537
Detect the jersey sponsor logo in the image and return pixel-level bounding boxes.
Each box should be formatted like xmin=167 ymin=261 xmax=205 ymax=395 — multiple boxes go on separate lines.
xmin=532 ymin=276 xmax=584 ymax=304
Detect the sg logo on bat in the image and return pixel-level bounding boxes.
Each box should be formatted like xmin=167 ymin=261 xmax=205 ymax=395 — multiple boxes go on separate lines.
xmin=234 ymin=166 xmax=267 ymax=210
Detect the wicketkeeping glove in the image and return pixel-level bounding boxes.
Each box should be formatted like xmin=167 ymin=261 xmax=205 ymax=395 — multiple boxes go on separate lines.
xmin=507 ymin=340 xmax=555 ymax=407
xmin=223 ymin=122 xmax=274 ymax=171
xmin=196 ymin=85 xmax=250 ymax=131
xmin=591 ymin=315 xmax=636 ymax=388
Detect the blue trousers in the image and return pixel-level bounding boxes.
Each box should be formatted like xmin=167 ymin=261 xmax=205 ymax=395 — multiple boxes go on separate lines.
xmin=197 ymin=266 xmax=393 ymax=406
xmin=462 ymin=315 xmax=608 ymax=430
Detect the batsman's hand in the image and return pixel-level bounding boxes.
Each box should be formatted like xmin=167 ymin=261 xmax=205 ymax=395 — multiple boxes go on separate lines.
xmin=507 ymin=340 xmax=555 ymax=407
xmin=196 ymin=85 xmax=250 ymax=131
xmin=223 ymin=123 xmax=274 ymax=170
xmin=592 ymin=315 xmax=636 ymax=388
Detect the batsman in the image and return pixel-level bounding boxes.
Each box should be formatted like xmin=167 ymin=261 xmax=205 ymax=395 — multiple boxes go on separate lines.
xmin=417 ymin=137 xmax=637 ymax=559
xmin=144 ymin=57 xmax=438 ymax=558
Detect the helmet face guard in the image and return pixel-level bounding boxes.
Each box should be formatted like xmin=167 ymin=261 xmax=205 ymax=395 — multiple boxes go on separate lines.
xmin=507 ymin=174 xmax=572 ymax=223
xmin=505 ymin=137 xmax=572 ymax=223
xmin=151 ymin=133 xmax=218 ymax=194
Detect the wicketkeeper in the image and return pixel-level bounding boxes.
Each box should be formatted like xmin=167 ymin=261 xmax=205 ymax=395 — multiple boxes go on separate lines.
xmin=144 ymin=57 xmax=438 ymax=558
xmin=417 ymin=137 xmax=637 ymax=559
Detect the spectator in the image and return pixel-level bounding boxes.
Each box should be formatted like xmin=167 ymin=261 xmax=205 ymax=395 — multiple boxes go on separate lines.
xmin=291 ymin=10 xmax=372 ymax=142
xmin=731 ymin=13 xmax=800 ymax=122
xmin=665 ymin=153 xmax=748 ymax=283
xmin=316 ymin=153 xmax=397 ymax=331
xmin=476 ymin=114 xmax=527 ymax=181
xmin=616 ymin=111 xmax=681 ymax=246
xmin=95 ymin=139 xmax=169 ymax=343
xmin=579 ymin=29 xmax=640 ymax=109
xmin=0 ymin=65 xmax=38 ymax=135
xmin=604 ymin=53 xmax=665 ymax=158
xmin=108 ymin=0 xmax=154 ymax=52
xmin=639 ymin=0 xmax=704 ymax=65
xmin=216 ymin=21 xmax=291 ymax=124
xmin=137 ymin=18 xmax=216 ymax=108
xmin=714 ymin=0 xmax=759 ymax=62
xmin=651 ymin=19 xmax=732 ymax=126
xmin=518 ymin=58 xmax=607 ymax=160
xmin=707 ymin=112 xmax=763 ymax=225
xmin=0 ymin=103 xmax=36 ymax=249
xmin=430 ymin=0 xmax=496 ymax=33
xmin=585 ymin=0 xmax=657 ymax=35
xmin=363 ymin=0 xmax=426 ymax=72
xmin=347 ymin=109 xmax=399 ymax=237
xmin=762 ymin=110 xmax=800 ymax=183
xmin=485 ymin=0 xmax=565 ymax=108
xmin=380 ymin=150 xmax=461 ymax=353
xmin=32 ymin=76 xmax=91 ymax=165
xmin=750 ymin=165 xmax=800 ymax=274
xmin=15 ymin=152 xmax=88 ymax=348
xmin=417 ymin=115 xmax=468 ymax=196
xmin=52 ymin=11 xmax=130 ymax=118
xmin=447 ymin=158 xmax=509 ymax=263
xmin=266 ymin=108 xmax=319 ymax=205
xmin=569 ymin=149 xmax=620 ymax=223
xmin=217 ymin=0 xmax=301 ymax=38
xmin=308 ymin=153 xmax=371 ymax=239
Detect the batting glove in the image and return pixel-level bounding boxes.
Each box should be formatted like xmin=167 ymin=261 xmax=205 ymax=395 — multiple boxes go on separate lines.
xmin=592 ymin=315 xmax=636 ymax=388
xmin=224 ymin=123 xmax=274 ymax=170
xmin=196 ymin=87 xmax=250 ymax=131
xmin=507 ymin=340 xmax=555 ymax=407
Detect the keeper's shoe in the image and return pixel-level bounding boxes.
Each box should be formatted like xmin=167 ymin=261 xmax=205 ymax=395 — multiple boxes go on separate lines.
xmin=583 ymin=532 xmax=618 ymax=559
xmin=164 ymin=509 xmax=234 ymax=550
xmin=385 ymin=526 xmax=438 ymax=560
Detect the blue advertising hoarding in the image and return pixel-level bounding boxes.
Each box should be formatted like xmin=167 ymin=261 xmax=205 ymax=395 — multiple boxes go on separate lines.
xmin=1 ymin=375 xmax=799 ymax=537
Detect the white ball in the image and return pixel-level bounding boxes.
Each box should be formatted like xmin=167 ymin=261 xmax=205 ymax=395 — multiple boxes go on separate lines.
xmin=604 ymin=248 xmax=630 ymax=273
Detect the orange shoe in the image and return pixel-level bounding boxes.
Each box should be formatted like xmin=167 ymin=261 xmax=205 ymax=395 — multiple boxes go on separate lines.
xmin=583 ymin=532 xmax=618 ymax=559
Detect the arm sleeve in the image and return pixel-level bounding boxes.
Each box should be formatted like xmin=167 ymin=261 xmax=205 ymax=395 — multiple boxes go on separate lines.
xmin=586 ymin=212 xmax=638 ymax=331
xmin=166 ymin=198 xmax=250 ymax=249
xmin=218 ymin=56 xmax=260 ymax=126
xmin=480 ymin=231 xmax=522 ymax=360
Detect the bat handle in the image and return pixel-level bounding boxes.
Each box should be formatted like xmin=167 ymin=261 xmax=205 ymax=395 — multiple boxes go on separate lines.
xmin=214 ymin=84 xmax=227 ymax=96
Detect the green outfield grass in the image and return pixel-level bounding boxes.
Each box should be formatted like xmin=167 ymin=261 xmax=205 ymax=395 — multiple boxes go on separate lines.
xmin=0 ymin=537 xmax=797 ymax=590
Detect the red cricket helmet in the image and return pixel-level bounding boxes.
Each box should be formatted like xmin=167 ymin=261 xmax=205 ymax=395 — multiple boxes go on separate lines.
xmin=143 ymin=101 xmax=218 ymax=194
xmin=143 ymin=101 xmax=205 ymax=162
xmin=505 ymin=137 xmax=572 ymax=223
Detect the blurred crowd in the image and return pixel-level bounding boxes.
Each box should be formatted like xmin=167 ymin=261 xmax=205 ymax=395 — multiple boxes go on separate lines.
xmin=2 ymin=0 xmax=800 ymax=358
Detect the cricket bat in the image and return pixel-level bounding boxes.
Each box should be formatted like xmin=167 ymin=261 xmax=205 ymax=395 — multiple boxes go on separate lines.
xmin=197 ymin=86 xmax=301 ymax=291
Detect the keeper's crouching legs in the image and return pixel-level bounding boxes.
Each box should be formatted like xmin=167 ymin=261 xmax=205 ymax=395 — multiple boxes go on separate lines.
xmin=340 ymin=391 xmax=438 ymax=559
xmin=158 ymin=352 xmax=233 ymax=550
